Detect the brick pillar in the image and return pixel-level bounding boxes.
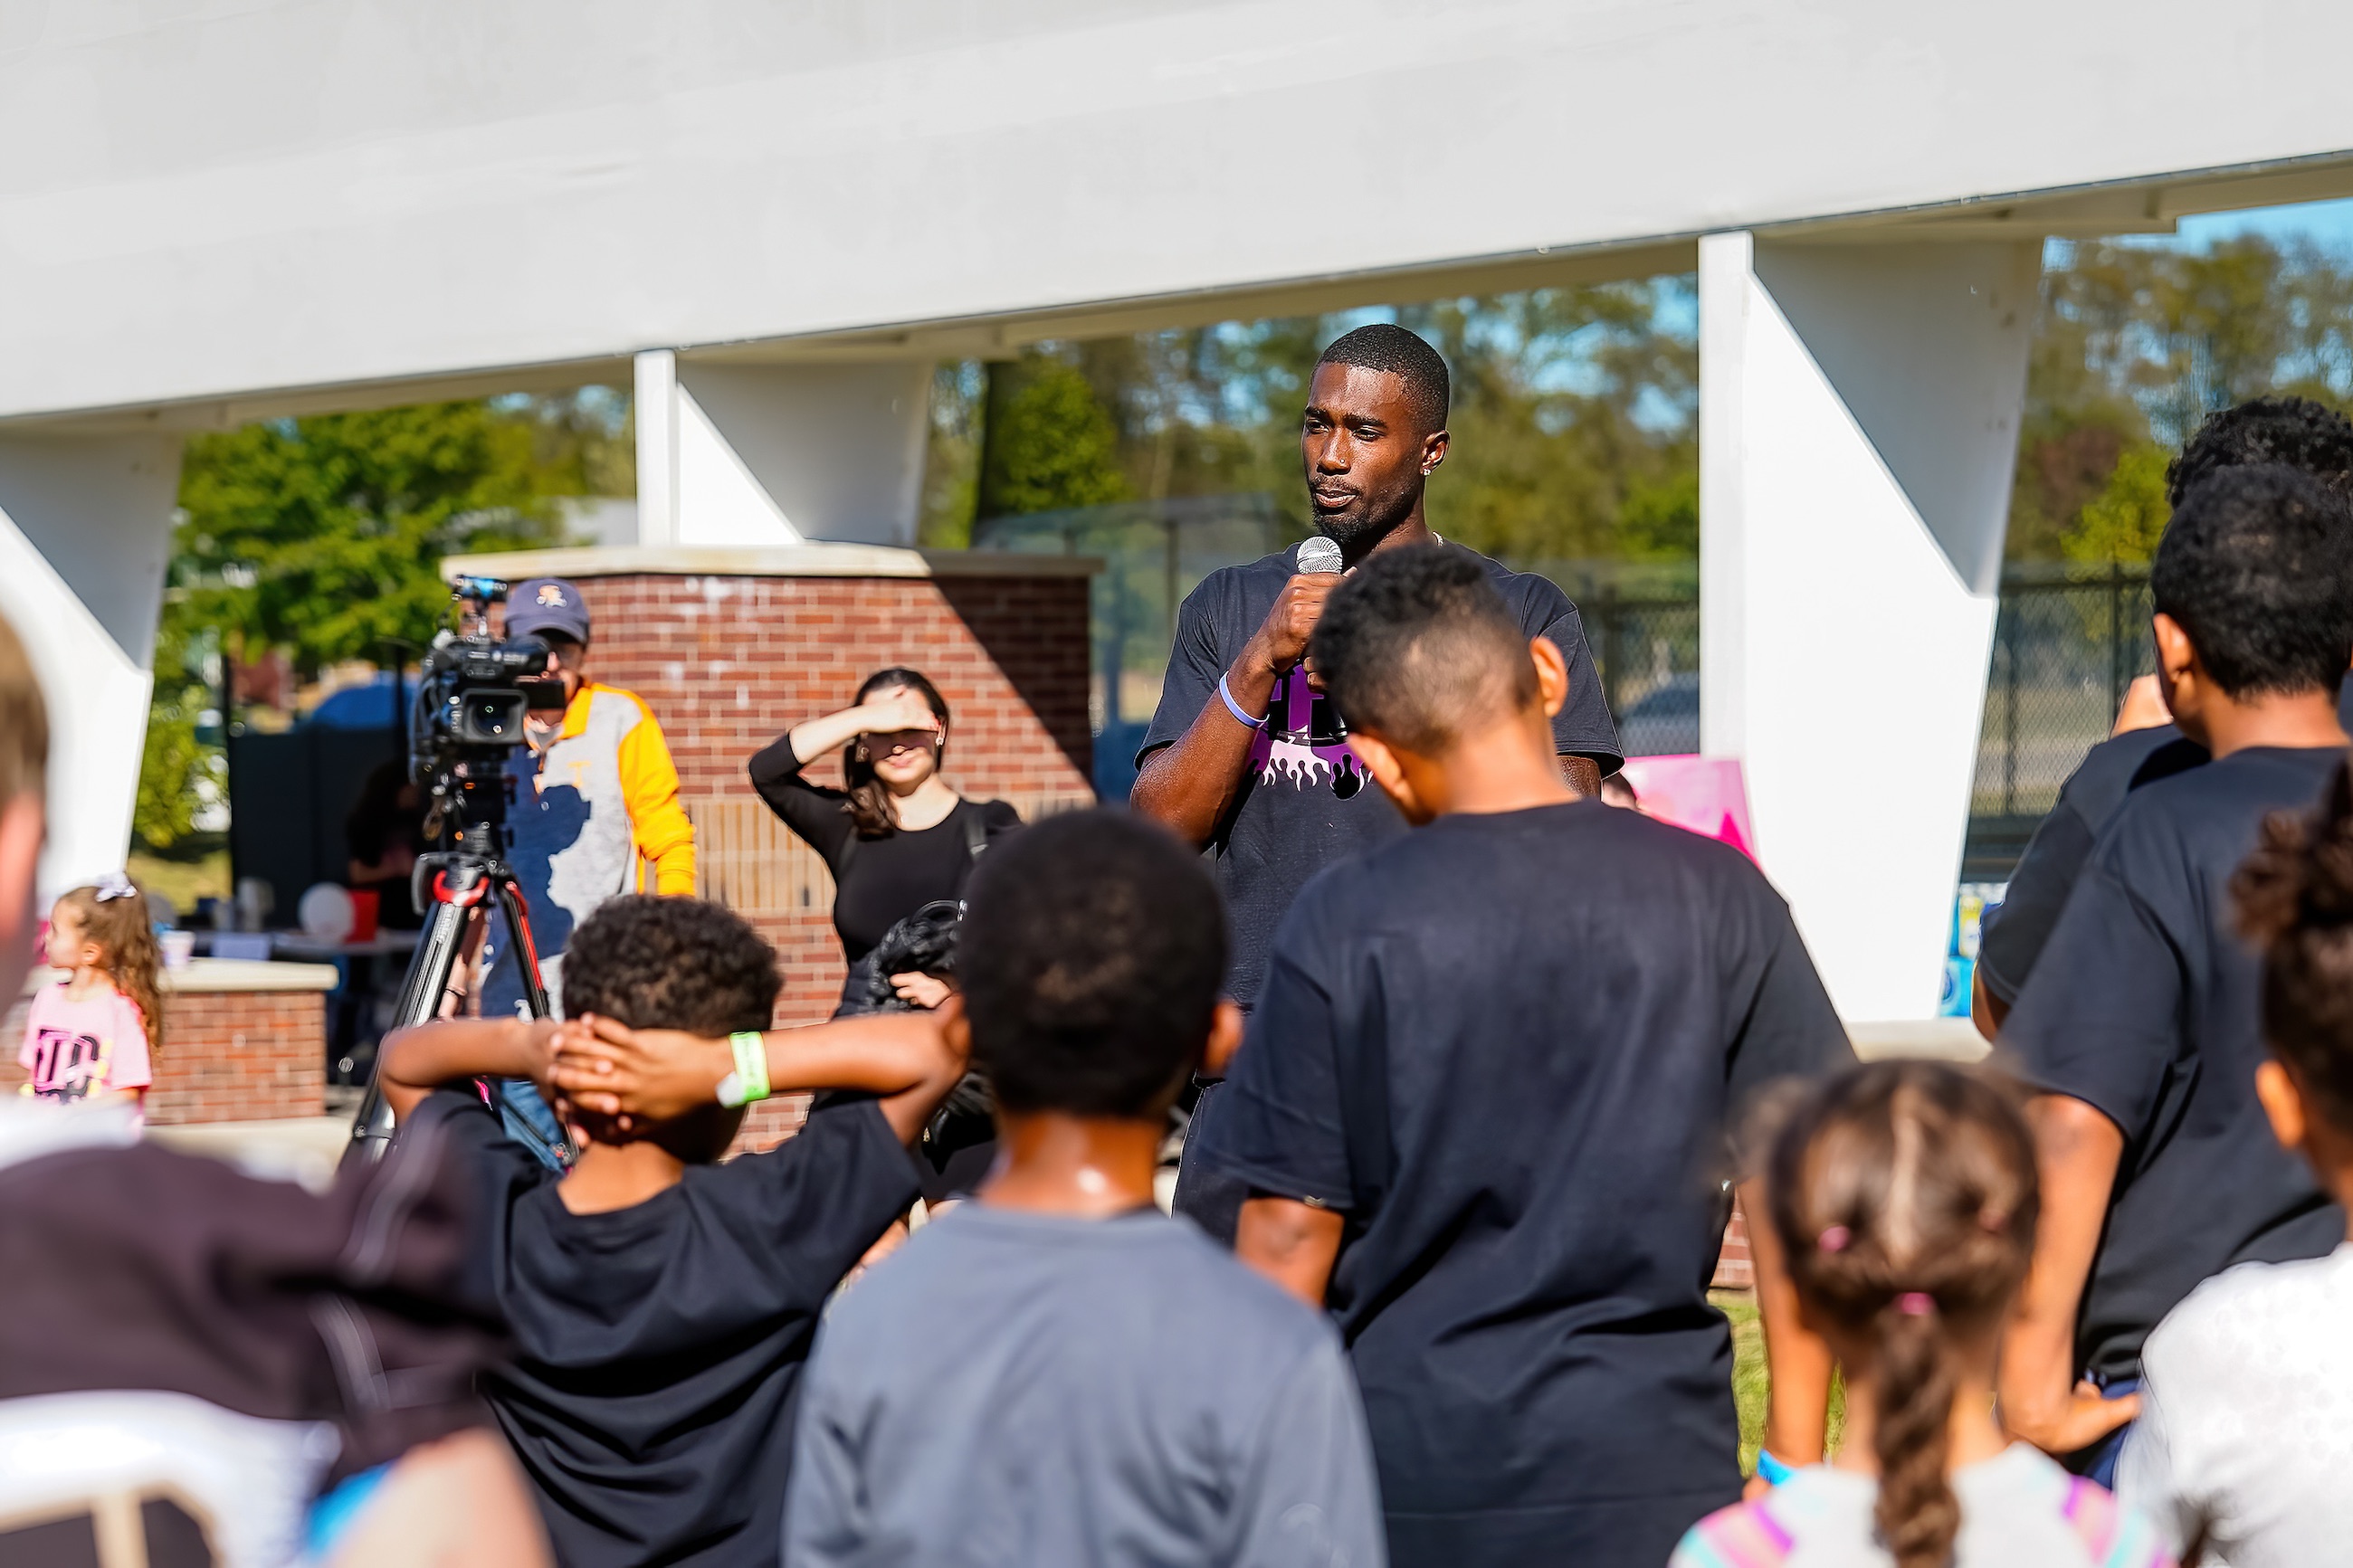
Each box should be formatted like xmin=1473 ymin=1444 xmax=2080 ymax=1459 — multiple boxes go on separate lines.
xmin=458 ymin=546 xmax=1100 ymax=1056
xmin=5 ymin=971 xmax=329 ymax=1124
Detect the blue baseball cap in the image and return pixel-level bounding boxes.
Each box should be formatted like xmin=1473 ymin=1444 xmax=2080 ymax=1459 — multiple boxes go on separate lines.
xmin=506 ymin=578 xmax=592 ymax=644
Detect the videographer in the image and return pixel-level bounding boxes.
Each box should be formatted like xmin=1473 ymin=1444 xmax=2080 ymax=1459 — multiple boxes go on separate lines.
xmin=481 ymin=578 xmax=695 ymax=1139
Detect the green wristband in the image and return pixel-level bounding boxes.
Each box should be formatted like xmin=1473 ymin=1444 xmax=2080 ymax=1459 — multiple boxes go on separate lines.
xmin=717 ymin=1031 xmax=771 ymax=1107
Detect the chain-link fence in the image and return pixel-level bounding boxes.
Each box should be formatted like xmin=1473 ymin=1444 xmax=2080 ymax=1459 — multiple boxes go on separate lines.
xmin=971 ymin=508 xmax=1713 ymax=796
xmin=1510 ymin=562 xmax=1703 ymax=756
xmin=1964 ymin=564 xmax=2154 ymax=873
xmin=970 ymin=501 xmax=2139 ymax=855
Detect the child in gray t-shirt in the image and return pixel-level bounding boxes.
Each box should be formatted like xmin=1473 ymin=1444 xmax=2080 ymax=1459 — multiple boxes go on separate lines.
xmin=1672 ymin=1062 xmax=2174 ymax=1568
xmin=784 ymin=812 xmax=1384 ymax=1568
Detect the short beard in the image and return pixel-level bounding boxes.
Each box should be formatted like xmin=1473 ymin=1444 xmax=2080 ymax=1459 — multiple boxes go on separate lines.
xmin=1318 ymin=483 xmax=1421 ymax=554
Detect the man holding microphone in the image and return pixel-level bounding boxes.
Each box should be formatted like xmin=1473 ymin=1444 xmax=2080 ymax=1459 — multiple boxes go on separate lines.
xmin=1132 ymin=323 xmax=1622 ymax=1238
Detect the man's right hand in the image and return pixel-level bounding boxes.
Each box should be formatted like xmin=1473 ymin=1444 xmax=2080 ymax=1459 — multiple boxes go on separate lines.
xmin=1247 ymin=571 xmax=1344 ymax=681
xmin=1131 ymin=566 xmax=1344 ymax=846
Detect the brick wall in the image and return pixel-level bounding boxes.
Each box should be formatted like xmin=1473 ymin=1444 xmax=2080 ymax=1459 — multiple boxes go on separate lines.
xmin=569 ymin=569 xmax=1097 ymax=1024
xmin=1713 ymin=1199 xmax=1754 ymax=1292
xmin=3 ymin=988 xmax=326 ymax=1124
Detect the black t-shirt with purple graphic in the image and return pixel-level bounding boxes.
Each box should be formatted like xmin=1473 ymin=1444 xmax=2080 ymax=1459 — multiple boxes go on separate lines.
xmin=1139 ymin=540 xmax=1622 ymax=1008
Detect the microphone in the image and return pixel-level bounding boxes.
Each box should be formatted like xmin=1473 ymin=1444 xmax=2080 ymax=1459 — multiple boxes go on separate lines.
xmin=1296 ymin=536 xmax=1343 ymax=575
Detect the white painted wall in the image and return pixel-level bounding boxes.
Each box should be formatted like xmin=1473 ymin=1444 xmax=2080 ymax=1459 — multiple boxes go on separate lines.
xmin=0 ymin=436 xmax=183 ymax=898
xmin=686 ymin=361 xmax=930 ymax=548
xmin=634 ymin=352 xmax=928 ymax=547
xmin=3 ymin=1 xmax=2350 ymax=421
xmin=1701 ymin=234 xmax=2037 ymax=1021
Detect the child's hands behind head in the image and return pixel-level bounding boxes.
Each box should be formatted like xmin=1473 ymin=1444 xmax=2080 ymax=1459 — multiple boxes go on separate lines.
xmin=554 ymin=1007 xmax=969 ymax=1143
xmin=552 ymin=1014 xmax=732 ymax=1134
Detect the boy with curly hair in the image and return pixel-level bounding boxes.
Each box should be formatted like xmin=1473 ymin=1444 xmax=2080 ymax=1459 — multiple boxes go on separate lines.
xmin=376 ymin=895 xmax=963 ymax=1568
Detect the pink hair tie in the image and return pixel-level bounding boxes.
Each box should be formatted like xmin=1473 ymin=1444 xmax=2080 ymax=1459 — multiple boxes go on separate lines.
xmin=1897 ymin=1292 xmax=1935 ymax=1316
xmin=1816 ymin=1226 xmax=1851 ymax=1253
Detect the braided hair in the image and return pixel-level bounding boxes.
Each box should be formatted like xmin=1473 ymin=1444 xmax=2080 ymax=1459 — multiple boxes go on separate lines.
xmin=1768 ymin=1062 xmax=2039 ymax=1568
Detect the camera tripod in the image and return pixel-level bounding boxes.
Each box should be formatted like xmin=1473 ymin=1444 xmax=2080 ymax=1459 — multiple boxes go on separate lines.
xmin=342 ymin=799 xmax=573 ymax=1173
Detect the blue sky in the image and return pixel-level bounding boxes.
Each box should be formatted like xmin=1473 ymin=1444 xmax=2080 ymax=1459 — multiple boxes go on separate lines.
xmin=2169 ymin=195 xmax=2353 ymax=253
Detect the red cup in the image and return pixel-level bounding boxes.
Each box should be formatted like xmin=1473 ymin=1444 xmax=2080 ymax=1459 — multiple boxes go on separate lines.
xmin=348 ymin=889 xmax=380 ymax=943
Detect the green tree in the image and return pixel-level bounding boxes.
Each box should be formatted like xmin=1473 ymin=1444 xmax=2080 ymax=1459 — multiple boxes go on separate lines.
xmin=505 ymin=385 xmax=635 ymax=498
xmin=974 ymin=352 xmax=1129 ymax=520
xmin=930 ymin=282 xmax=1703 ymax=565
xmin=138 ymin=396 xmax=586 ymax=850
xmin=174 ymin=401 xmax=568 ymax=675
xmin=1619 ymin=469 xmax=1700 ymax=558
xmin=919 ymin=362 xmax=985 ymax=547
xmin=2062 ymin=446 xmax=2171 ymax=565
xmin=1407 ymin=284 xmax=1698 ymax=565
xmin=2010 ymin=234 xmax=2353 ymax=563
xmin=133 ymin=621 xmax=222 ymax=851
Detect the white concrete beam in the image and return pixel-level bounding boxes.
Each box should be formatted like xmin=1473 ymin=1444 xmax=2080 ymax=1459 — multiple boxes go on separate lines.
xmin=5 ymin=2 xmax=2352 ymax=423
xmin=1700 ymin=233 xmax=2036 ymax=1022
xmin=0 ymin=435 xmax=183 ymax=898
xmin=634 ymin=351 xmax=929 ymax=548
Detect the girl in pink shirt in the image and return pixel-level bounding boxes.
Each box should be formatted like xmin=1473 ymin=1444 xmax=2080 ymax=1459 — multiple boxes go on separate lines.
xmin=19 ymin=875 xmax=163 ymax=1117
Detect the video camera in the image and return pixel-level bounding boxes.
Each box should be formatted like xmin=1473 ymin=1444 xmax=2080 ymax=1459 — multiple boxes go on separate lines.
xmin=410 ymin=576 xmax=569 ymax=846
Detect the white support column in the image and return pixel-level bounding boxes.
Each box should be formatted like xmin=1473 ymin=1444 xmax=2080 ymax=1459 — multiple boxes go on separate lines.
xmin=1700 ymin=233 xmax=2038 ymax=1022
xmin=0 ymin=435 xmax=183 ymax=898
xmin=633 ymin=349 xmax=681 ymax=547
xmin=632 ymin=352 xmax=931 ymax=547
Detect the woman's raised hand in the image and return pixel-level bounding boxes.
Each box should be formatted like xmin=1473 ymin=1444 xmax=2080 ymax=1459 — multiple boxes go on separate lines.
xmin=858 ymin=692 xmax=939 ymax=737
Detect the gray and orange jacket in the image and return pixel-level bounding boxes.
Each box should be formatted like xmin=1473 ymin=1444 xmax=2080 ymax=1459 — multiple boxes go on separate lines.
xmin=484 ymin=682 xmax=696 ymax=1004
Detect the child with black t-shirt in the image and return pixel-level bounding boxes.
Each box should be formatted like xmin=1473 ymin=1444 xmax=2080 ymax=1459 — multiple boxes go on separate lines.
xmin=1997 ymin=464 xmax=2353 ymax=1482
xmin=1196 ymin=545 xmax=1856 ymax=1568
xmin=376 ymin=895 xmax=964 ymax=1568
xmin=1975 ymin=395 xmax=2353 ymax=1039
xmin=2113 ymin=760 xmax=2353 ymax=1566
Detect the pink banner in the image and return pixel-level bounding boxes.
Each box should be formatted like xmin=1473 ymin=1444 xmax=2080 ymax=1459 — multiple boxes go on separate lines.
xmin=1614 ymin=755 xmax=1757 ymax=862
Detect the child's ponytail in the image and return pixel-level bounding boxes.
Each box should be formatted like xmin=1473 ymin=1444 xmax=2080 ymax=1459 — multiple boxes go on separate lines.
xmin=1870 ymin=1292 xmax=1961 ymax=1567
xmin=58 ymin=879 xmax=166 ymax=1054
xmin=1768 ymin=1061 xmax=2040 ymax=1568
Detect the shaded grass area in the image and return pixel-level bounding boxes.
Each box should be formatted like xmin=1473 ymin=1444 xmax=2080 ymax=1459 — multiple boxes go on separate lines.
xmin=128 ymin=833 xmax=231 ymax=917
xmin=1717 ymin=1291 xmax=1844 ymax=1476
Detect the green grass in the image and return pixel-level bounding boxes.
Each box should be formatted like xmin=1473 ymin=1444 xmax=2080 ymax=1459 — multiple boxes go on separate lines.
xmin=127 ymin=833 xmax=231 ymax=919
xmin=1718 ymin=1291 xmax=1844 ymax=1476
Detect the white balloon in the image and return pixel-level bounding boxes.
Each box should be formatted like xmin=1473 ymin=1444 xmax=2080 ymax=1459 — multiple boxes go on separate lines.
xmin=297 ymin=882 xmax=355 ymax=943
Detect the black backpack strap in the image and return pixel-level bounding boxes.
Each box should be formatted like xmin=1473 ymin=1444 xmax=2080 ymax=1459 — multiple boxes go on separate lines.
xmin=962 ymin=803 xmax=989 ymax=863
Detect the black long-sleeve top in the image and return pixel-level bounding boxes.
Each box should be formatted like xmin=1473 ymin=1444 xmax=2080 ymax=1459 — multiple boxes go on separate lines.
xmin=748 ymin=736 xmax=1021 ymax=964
